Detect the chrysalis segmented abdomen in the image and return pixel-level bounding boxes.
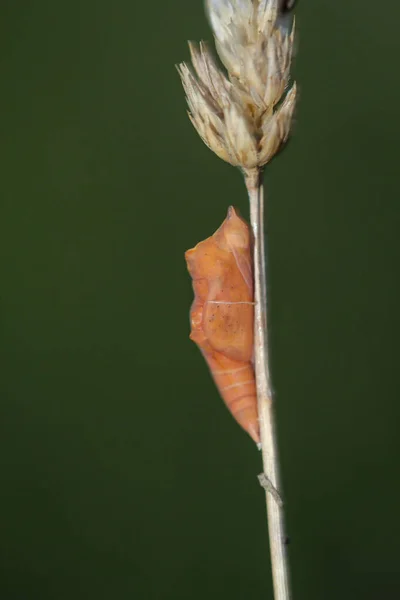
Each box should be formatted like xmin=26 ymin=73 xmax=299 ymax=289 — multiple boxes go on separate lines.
xmin=203 ymin=340 xmax=259 ymax=444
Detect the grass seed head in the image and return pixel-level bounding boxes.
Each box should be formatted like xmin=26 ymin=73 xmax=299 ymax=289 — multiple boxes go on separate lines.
xmin=178 ymin=0 xmax=297 ymax=170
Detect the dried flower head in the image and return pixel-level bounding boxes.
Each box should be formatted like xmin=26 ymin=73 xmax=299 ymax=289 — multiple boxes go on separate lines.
xmin=178 ymin=0 xmax=296 ymax=170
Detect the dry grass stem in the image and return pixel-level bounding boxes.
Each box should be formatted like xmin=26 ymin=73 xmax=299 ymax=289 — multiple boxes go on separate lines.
xmin=246 ymin=167 xmax=291 ymax=600
xmin=178 ymin=2 xmax=297 ymax=599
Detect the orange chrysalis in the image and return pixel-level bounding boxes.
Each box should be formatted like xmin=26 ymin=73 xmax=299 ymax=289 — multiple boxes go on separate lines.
xmin=185 ymin=206 xmax=259 ymax=444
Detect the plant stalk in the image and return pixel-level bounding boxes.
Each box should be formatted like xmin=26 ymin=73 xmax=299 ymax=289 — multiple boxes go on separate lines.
xmin=245 ymin=167 xmax=292 ymax=600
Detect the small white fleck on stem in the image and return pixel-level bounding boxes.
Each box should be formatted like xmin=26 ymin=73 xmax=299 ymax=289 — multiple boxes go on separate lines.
xmin=245 ymin=166 xmax=291 ymax=600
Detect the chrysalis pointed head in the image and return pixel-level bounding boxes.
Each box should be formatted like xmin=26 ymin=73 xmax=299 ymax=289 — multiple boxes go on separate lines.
xmin=224 ymin=206 xmax=251 ymax=251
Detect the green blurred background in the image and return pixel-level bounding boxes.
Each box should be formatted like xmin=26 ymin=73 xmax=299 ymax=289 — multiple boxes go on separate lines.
xmin=1 ymin=1 xmax=399 ymax=598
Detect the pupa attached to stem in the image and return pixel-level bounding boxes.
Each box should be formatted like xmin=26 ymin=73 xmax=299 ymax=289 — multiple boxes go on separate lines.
xmin=178 ymin=1 xmax=297 ymax=599
xmin=185 ymin=206 xmax=259 ymax=444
